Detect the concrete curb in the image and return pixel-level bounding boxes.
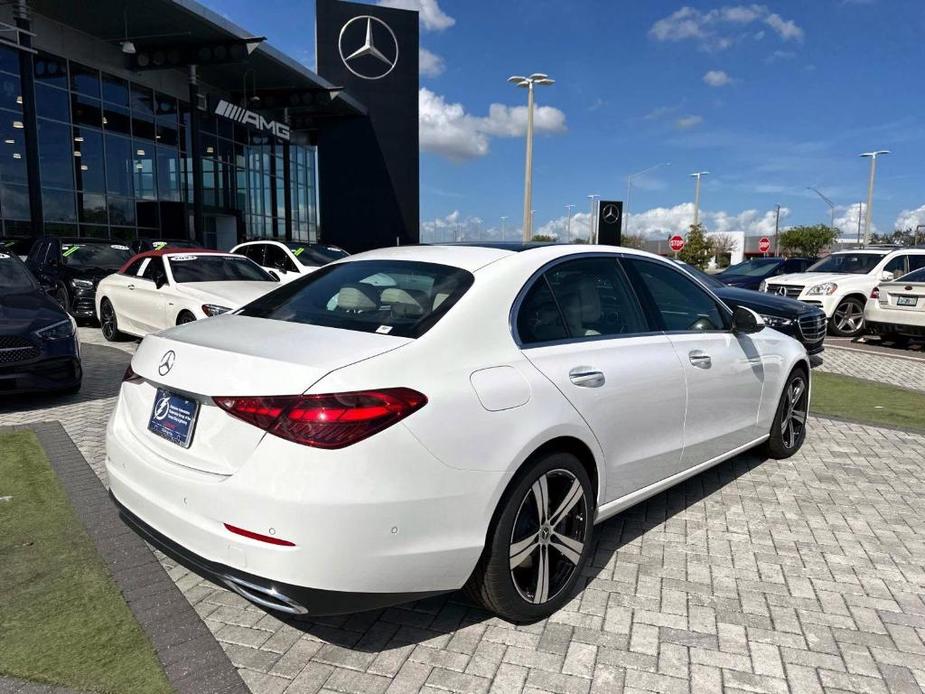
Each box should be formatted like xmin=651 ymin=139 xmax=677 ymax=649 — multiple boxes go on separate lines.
xmin=1 ymin=422 xmax=248 ymax=694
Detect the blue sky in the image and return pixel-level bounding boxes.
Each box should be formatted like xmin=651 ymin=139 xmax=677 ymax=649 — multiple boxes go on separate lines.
xmin=202 ymin=0 xmax=925 ymax=241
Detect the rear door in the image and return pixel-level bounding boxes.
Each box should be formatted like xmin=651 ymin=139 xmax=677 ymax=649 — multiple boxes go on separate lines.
xmin=623 ymin=258 xmax=766 ymax=467
xmin=515 ymin=255 xmax=687 ymax=502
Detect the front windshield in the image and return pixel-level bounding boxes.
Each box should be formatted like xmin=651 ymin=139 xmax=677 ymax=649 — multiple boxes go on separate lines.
xmin=61 ymin=242 xmax=133 ymax=270
xmin=807 ymin=252 xmax=887 ymax=275
xmin=719 ymin=258 xmax=781 ymax=278
xmin=286 ymin=243 xmax=350 ymax=267
xmin=0 ymin=252 xmax=37 ymax=290
xmin=1 ymin=238 xmax=35 ymax=256
xmin=168 ymin=254 xmax=273 ymax=283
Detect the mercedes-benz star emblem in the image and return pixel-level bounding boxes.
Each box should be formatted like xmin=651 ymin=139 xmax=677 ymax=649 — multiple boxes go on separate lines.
xmin=776 ymin=286 xmax=788 ymax=296
xmin=338 ymin=15 xmax=399 ymax=80
xmin=158 ymin=350 xmax=176 ymax=377
xmin=601 ymin=204 xmax=621 ymax=224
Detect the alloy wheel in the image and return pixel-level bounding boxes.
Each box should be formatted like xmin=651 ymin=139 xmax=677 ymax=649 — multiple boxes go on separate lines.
xmin=834 ymin=301 xmax=863 ymax=333
xmin=509 ymin=469 xmax=587 ymax=605
xmin=780 ymin=376 xmax=808 ymax=450
xmin=101 ymin=302 xmax=116 ymax=339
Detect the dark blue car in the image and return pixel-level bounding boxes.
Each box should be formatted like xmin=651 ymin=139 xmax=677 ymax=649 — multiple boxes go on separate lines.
xmin=0 ymin=250 xmax=81 ymax=394
xmin=716 ymin=257 xmax=815 ymax=290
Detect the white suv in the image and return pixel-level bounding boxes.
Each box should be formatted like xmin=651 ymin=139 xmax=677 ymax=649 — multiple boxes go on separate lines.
xmin=761 ymin=248 xmax=925 ymax=337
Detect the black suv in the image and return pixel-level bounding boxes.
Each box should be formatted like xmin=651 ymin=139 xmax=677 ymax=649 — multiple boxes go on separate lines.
xmin=25 ymin=237 xmax=134 ymax=322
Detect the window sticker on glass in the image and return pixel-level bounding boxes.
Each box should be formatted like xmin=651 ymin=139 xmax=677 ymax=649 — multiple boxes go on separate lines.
xmin=376 ymin=325 xmax=393 ymax=334
xmin=0 ymin=252 xmax=9 ymax=260
xmin=111 ymin=244 xmax=130 ymax=251
xmin=153 ymin=241 xmax=167 ymax=250
xmin=62 ymin=245 xmax=82 ymax=257
xmin=292 ymin=247 xmax=305 ymax=257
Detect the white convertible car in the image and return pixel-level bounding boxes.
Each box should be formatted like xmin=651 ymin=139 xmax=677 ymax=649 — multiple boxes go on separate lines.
xmin=106 ymin=244 xmax=809 ymax=622
xmin=95 ymin=249 xmax=279 ymax=340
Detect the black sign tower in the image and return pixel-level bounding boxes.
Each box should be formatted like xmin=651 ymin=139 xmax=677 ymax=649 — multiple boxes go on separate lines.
xmin=597 ymin=200 xmax=623 ymax=246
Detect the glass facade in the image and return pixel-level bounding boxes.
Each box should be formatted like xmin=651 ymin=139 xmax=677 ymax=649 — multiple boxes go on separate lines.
xmin=0 ymin=44 xmax=318 ymax=244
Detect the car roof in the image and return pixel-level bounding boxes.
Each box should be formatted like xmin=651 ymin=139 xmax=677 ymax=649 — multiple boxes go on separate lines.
xmin=117 ymin=248 xmax=228 ymax=273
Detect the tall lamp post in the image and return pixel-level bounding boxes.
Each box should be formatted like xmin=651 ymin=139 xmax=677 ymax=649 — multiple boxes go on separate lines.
xmin=807 ymin=186 xmax=836 ymax=231
xmin=500 ymin=216 xmax=508 ymax=240
xmin=860 ymin=150 xmax=889 ymax=247
xmin=690 ymin=171 xmax=710 ymax=226
xmin=587 ymin=194 xmax=599 ymax=242
xmin=565 ymin=204 xmax=575 ymax=242
xmin=508 ymin=73 xmax=555 ymax=241
xmin=626 ymin=162 xmax=670 ymax=235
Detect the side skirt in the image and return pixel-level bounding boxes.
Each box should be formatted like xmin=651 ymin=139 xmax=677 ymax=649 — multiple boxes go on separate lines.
xmin=594 ymin=434 xmax=770 ymax=525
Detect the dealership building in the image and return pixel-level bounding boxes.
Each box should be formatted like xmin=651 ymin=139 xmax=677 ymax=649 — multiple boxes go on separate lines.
xmin=0 ymin=0 xmax=419 ymax=252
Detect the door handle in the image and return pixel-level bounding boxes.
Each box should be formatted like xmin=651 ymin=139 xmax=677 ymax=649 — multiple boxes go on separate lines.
xmin=569 ymin=367 xmax=605 ymax=388
xmin=689 ymin=350 xmax=712 ymax=369
xmin=127 ymin=284 xmax=135 ymax=290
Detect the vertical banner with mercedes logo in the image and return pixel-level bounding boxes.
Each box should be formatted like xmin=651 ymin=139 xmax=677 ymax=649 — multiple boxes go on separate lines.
xmin=597 ymin=201 xmax=623 ymax=246
xmin=316 ymin=0 xmax=419 ymax=252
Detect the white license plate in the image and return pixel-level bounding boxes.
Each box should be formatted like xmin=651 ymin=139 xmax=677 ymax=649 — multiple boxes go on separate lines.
xmin=897 ymin=296 xmax=918 ymax=307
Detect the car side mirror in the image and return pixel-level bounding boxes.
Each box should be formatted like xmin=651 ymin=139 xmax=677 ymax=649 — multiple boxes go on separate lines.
xmin=881 ymin=270 xmax=895 ymax=282
xmin=732 ymin=306 xmax=765 ymax=335
xmin=268 ymin=270 xmax=281 ymax=282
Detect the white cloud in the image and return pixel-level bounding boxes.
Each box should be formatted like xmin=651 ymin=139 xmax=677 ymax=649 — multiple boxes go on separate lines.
xmin=535 ymin=212 xmax=595 ymax=242
xmin=765 ymin=49 xmax=796 ymax=63
xmin=377 ymin=0 xmax=455 ymax=31
xmin=419 ymin=88 xmax=567 ymax=161
xmin=703 ymin=70 xmax=733 ymax=87
xmin=833 ymin=203 xmax=870 ymax=239
xmin=894 ymin=204 xmax=925 ymax=231
xmin=676 ymin=114 xmax=704 ymax=129
xmin=650 ymin=5 xmax=804 ymax=51
xmin=419 ymin=48 xmax=445 ymax=77
xmin=626 ymin=203 xmax=790 ymax=238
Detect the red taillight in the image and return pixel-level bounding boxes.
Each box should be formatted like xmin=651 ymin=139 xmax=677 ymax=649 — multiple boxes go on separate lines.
xmin=870 ymin=287 xmax=880 ymax=299
xmin=214 ymin=388 xmax=427 ymax=449
xmin=122 ymin=364 xmax=143 ymax=383
xmin=224 ymin=523 xmax=295 ymax=547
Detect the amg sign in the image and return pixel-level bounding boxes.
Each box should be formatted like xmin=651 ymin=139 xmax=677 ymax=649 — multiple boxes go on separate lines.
xmin=213 ymin=99 xmax=290 ymax=141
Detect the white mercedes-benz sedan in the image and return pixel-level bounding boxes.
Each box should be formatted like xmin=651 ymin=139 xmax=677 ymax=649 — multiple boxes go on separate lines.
xmin=95 ymin=250 xmax=280 ymax=340
xmin=106 ymin=244 xmax=810 ymax=622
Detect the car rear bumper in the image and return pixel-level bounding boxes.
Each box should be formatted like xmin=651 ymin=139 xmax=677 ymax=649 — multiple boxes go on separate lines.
xmin=0 ymin=355 xmax=81 ymax=394
xmin=111 ymin=491 xmax=447 ymax=616
xmin=865 ymin=320 xmax=925 ymax=337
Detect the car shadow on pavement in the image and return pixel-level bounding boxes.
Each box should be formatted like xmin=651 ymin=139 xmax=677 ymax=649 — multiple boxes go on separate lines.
xmin=0 ymin=343 xmax=133 ymax=415
xmin=282 ymin=448 xmax=767 ymax=650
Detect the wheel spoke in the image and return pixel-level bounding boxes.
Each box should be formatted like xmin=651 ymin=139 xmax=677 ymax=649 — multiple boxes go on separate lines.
xmin=531 ymin=476 xmax=550 ymax=525
xmin=549 ymin=479 xmax=583 ymax=529
xmin=509 ymin=532 xmax=540 ymax=570
xmin=790 ymin=381 xmax=804 ymax=404
xmin=550 ymin=532 xmax=583 ymax=565
xmin=791 ymin=408 xmax=807 ymax=424
xmin=533 ymin=546 xmax=550 ymax=604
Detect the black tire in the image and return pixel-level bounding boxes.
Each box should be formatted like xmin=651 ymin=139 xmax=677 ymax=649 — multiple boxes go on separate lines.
xmin=828 ymin=297 xmax=865 ymax=337
xmin=53 ymin=283 xmax=70 ymax=314
xmin=176 ymin=311 xmax=196 ymax=325
xmin=99 ymin=298 xmax=124 ymax=342
xmin=765 ymin=368 xmax=809 ymax=459
xmin=465 ymin=451 xmax=594 ymax=623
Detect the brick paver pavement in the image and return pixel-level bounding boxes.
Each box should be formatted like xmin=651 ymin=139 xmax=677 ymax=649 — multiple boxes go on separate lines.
xmin=2 ymin=328 xmax=925 ymax=693
xmin=818 ymin=346 xmax=925 ymax=393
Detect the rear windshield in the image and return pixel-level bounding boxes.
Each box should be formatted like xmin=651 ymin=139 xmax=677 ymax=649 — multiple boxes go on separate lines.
xmin=240 ymin=260 xmax=474 ymax=338
xmin=62 ymin=242 xmax=133 ymax=269
xmin=807 ymin=253 xmax=886 ymax=274
xmin=287 ymin=243 xmax=350 ymax=267
xmin=0 ymin=252 xmax=37 ymax=290
xmin=168 ymin=255 xmax=272 ymax=283
xmin=719 ymin=258 xmax=781 ymax=278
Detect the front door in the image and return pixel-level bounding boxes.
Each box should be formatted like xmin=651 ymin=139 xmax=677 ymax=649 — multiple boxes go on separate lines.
xmin=623 ymin=258 xmax=766 ymax=467
xmin=515 ymin=256 xmax=687 ymax=503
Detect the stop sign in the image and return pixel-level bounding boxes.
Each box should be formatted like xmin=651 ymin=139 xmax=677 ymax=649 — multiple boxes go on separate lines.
xmin=759 ymin=236 xmax=771 ymax=253
xmin=669 ymin=234 xmax=685 ymax=252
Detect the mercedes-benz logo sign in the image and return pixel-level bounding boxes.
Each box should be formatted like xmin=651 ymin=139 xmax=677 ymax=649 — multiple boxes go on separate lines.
xmin=154 ymin=396 xmax=171 ymax=421
xmin=158 ymin=350 xmax=176 ymax=377
xmin=338 ymin=15 xmax=399 ymax=80
xmin=776 ymin=286 xmax=788 ymax=297
xmin=601 ymin=204 xmax=621 ymax=224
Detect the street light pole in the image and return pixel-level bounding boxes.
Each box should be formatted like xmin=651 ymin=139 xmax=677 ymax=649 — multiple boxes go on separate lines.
xmin=626 ymin=162 xmax=670 ymax=235
xmin=860 ymin=150 xmax=889 ymax=247
xmin=774 ymin=204 xmax=781 ymax=257
xmin=807 ymin=186 xmax=836 ymax=231
xmin=500 ymin=216 xmax=508 ymax=240
xmin=690 ymin=171 xmax=709 ymax=226
xmin=509 ymin=73 xmax=555 ymax=241
xmin=565 ymin=204 xmax=575 ymax=242
xmin=587 ymin=194 xmax=599 ymax=243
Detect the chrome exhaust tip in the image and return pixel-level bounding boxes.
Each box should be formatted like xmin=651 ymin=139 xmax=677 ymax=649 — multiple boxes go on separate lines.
xmin=222 ymin=574 xmax=308 ymax=615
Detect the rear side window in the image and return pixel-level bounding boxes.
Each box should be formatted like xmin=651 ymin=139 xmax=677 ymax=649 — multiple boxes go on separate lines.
xmin=900 ymin=268 xmax=925 ymax=283
xmin=239 ymin=260 xmax=474 ymax=339
xmin=517 ymin=257 xmax=647 ymax=345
